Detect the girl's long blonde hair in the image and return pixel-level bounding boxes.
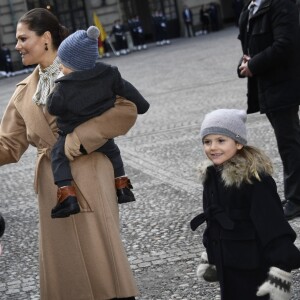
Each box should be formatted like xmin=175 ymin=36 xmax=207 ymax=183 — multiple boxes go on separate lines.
xmin=198 ymin=144 xmax=274 ymax=187
xmin=237 ymin=145 xmax=273 ymax=183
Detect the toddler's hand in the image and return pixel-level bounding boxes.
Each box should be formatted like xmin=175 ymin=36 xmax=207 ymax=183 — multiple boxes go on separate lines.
xmin=65 ymin=131 xmax=82 ymax=161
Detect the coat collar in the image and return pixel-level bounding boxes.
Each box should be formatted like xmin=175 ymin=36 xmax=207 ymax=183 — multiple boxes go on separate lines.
xmin=14 ymin=67 xmax=57 ymax=147
xmin=198 ymin=149 xmax=273 ymax=187
xmin=243 ymin=0 xmax=271 ymax=19
xmin=254 ymin=0 xmax=271 ymax=17
xmin=248 ymin=0 xmax=296 ymax=19
xmin=55 ymin=62 xmax=111 ymax=83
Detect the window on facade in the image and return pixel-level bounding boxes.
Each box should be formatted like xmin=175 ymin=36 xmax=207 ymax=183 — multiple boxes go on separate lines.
xmin=148 ymin=0 xmax=177 ymax=20
xmin=72 ymin=0 xmax=84 ymax=10
xmin=73 ymin=11 xmax=87 ymax=29
xmin=119 ymin=0 xmax=179 ymax=39
xmin=26 ymin=0 xmax=88 ymax=32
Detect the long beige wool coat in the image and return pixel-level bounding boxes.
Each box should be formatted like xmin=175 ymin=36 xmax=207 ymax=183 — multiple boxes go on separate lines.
xmin=0 ymin=68 xmax=139 ymax=300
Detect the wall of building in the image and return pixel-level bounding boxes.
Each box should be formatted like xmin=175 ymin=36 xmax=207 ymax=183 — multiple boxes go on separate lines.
xmin=88 ymin=0 xmax=120 ymax=33
xmin=177 ymin=0 xmax=226 ymax=34
xmin=0 ymin=0 xmax=27 ymax=68
xmin=0 ymin=0 xmax=235 ymax=70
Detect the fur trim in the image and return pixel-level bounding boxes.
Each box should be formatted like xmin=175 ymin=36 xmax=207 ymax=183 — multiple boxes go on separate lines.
xmin=198 ymin=148 xmax=273 ymax=187
xmin=197 ymin=160 xmax=213 ymax=183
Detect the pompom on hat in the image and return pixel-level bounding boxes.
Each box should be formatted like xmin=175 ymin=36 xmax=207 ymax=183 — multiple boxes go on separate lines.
xmin=57 ymin=26 xmax=100 ymax=71
xmin=200 ymin=109 xmax=247 ymax=145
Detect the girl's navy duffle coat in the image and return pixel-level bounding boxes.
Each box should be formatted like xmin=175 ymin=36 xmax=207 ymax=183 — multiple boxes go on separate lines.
xmin=191 ymin=153 xmax=300 ymax=300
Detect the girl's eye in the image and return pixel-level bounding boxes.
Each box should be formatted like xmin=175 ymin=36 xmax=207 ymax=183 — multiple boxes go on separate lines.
xmin=203 ymin=140 xmax=211 ymax=145
xmin=218 ymin=139 xmax=225 ymax=143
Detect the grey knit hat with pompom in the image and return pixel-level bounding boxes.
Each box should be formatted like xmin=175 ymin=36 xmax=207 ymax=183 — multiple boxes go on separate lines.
xmin=200 ymin=109 xmax=247 ymax=145
xmin=58 ymin=26 xmax=100 ymax=71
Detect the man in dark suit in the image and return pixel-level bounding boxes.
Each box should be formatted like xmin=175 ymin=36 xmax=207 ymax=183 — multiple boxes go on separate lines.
xmin=237 ymin=0 xmax=300 ymax=220
xmin=182 ymin=5 xmax=194 ymax=37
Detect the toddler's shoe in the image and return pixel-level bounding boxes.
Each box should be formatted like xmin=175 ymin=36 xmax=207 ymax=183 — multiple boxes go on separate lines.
xmin=115 ymin=177 xmax=136 ymax=204
xmin=51 ymin=186 xmax=80 ymax=218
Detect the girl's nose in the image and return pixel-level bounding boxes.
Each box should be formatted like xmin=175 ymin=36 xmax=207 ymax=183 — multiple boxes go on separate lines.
xmin=210 ymin=141 xmax=217 ymax=150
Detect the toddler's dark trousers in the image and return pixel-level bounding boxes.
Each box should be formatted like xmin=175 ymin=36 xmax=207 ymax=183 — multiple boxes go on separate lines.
xmin=51 ymin=136 xmax=125 ymax=185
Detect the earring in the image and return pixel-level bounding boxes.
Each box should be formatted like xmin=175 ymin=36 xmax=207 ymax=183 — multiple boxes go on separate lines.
xmin=45 ymin=43 xmax=48 ymax=51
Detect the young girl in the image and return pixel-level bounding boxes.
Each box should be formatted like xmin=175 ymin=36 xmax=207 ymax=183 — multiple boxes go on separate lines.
xmin=191 ymin=109 xmax=300 ymax=300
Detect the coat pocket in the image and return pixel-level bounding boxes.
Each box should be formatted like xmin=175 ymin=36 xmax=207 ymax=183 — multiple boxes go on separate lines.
xmin=220 ymin=229 xmax=262 ymax=269
xmin=74 ymin=182 xmax=94 ymax=212
xmin=71 ymin=156 xmax=97 ymax=213
xmin=249 ymin=19 xmax=273 ymax=54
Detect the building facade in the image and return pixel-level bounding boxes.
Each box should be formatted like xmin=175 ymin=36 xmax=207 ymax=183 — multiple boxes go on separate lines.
xmin=0 ymin=0 xmax=238 ymax=70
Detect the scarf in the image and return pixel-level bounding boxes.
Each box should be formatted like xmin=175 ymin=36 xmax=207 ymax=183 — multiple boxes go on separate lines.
xmin=32 ymin=57 xmax=60 ymax=106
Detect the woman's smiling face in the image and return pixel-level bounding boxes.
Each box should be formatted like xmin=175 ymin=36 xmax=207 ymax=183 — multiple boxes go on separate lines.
xmin=15 ymin=22 xmax=48 ymax=67
xmin=203 ymin=134 xmax=243 ymax=165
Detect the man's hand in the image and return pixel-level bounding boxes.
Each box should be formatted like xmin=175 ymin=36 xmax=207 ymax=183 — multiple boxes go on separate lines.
xmin=239 ymin=55 xmax=253 ymax=77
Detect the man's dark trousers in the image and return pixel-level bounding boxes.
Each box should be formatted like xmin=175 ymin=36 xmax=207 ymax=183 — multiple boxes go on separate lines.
xmin=266 ymin=105 xmax=300 ymax=205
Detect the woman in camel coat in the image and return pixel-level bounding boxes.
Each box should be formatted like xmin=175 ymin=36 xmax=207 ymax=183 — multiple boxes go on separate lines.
xmin=0 ymin=8 xmax=140 ymax=300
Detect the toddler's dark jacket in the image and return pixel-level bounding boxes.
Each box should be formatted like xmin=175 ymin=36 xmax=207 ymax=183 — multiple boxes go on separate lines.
xmin=47 ymin=62 xmax=149 ymax=134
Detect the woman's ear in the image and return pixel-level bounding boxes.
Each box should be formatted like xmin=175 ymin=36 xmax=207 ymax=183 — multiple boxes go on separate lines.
xmin=42 ymin=31 xmax=52 ymax=44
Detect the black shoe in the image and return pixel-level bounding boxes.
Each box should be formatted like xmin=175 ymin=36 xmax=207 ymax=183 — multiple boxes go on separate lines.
xmin=115 ymin=177 xmax=136 ymax=204
xmin=0 ymin=213 xmax=5 ymax=238
xmin=52 ymin=186 xmax=80 ymax=218
xmin=51 ymin=196 xmax=80 ymax=218
xmin=117 ymin=187 xmax=136 ymax=204
xmin=283 ymin=200 xmax=300 ymax=220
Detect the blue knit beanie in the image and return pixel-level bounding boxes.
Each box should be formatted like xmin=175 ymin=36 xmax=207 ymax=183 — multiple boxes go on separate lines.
xmin=58 ymin=26 xmax=100 ymax=71
xmin=200 ymin=109 xmax=247 ymax=145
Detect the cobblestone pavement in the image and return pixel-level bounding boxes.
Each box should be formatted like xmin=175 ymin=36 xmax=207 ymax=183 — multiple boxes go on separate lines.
xmin=1 ymin=25 xmax=300 ymax=300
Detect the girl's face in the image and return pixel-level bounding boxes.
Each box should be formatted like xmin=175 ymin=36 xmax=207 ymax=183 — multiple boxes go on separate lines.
xmin=203 ymin=134 xmax=243 ymax=165
xmin=15 ymin=22 xmax=50 ymax=68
